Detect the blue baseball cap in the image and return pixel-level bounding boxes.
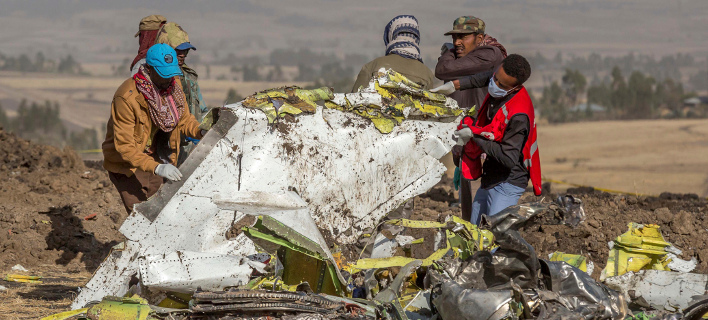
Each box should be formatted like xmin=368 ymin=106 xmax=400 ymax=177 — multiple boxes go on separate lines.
xmin=175 ymin=42 xmax=197 ymax=51
xmin=146 ymin=44 xmax=183 ymax=79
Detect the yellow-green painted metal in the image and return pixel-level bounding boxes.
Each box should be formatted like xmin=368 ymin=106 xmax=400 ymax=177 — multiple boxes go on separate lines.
xmin=85 ymin=296 xmax=153 ymax=320
xmin=40 ymin=308 xmax=88 ymax=320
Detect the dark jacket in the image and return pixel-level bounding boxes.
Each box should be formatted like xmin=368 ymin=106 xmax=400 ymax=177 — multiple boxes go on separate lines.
xmin=435 ymin=45 xmax=504 ymax=112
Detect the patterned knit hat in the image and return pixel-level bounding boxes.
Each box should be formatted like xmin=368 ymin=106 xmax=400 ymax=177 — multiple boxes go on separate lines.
xmin=383 ymin=15 xmax=422 ymax=62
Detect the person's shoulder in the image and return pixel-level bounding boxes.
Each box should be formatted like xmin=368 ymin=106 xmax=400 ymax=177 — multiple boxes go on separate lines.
xmin=362 ymin=55 xmax=391 ymax=68
xmin=468 ymin=45 xmax=499 ymax=56
xmin=181 ymin=64 xmax=199 ymax=79
xmin=114 ymin=78 xmax=138 ymax=99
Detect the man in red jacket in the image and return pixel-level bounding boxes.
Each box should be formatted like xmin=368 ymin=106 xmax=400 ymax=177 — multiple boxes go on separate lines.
xmin=434 ymin=54 xmax=541 ymax=224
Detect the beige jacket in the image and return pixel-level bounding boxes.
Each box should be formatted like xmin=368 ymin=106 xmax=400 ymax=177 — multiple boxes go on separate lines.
xmin=102 ymin=78 xmax=202 ymax=176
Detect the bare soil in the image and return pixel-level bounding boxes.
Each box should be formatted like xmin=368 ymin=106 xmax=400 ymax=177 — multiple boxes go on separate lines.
xmin=0 ymin=128 xmax=126 ymax=272
xmin=519 ymin=186 xmax=708 ymax=279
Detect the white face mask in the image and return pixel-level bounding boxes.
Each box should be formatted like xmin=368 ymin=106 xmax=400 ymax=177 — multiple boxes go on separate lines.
xmin=488 ymin=76 xmax=511 ymax=98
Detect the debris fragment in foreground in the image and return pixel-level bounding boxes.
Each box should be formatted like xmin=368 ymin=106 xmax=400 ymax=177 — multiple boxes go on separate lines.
xmin=11 ymin=264 xmax=28 ymax=272
xmin=39 ymin=308 xmax=89 ymax=320
xmin=601 ymin=223 xmax=696 ymax=280
xmin=555 ymin=194 xmax=586 ymax=227
xmin=428 ymin=204 xmax=628 ymax=320
xmin=5 ymin=273 xmax=42 ymax=283
xmin=549 ymin=251 xmax=594 ymax=275
xmin=604 ymin=270 xmax=708 ymax=312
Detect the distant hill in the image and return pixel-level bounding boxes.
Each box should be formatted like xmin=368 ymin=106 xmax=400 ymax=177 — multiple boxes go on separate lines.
xmin=0 ymin=0 xmax=707 ymax=64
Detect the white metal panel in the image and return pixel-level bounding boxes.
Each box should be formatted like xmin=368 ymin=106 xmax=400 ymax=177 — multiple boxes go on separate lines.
xmin=73 ymin=88 xmax=460 ymax=308
xmin=604 ymin=270 xmax=708 ymax=311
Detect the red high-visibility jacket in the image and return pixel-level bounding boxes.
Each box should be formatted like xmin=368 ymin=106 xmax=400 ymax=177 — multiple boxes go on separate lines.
xmin=457 ymin=87 xmax=542 ymax=196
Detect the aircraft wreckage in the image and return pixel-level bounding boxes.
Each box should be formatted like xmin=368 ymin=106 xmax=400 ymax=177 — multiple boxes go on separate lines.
xmin=45 ymin=69 xmax=708 ymax=320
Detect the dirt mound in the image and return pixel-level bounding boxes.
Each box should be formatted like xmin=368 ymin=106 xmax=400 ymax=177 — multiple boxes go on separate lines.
xmin=0 ymin=129 xmax=125 ymax=271
xmin=520 ymin=187 xmax=708 ymax=278
xmin=413 ymin=177 xmax=708 ymax=279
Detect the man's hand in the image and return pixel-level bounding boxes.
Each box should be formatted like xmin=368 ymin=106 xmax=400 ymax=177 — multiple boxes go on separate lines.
xmin=452 ymin=145 xmax=463 ymax=157
xmin=452 ymin=125 xmax=473 ymax=146
xmin=440 ymin=42 xmax=454 ymax=55
xmin=430 ymin=82 xmax=456 ymax=95
xmin=155 ymin=164 xmax=182 ymax=182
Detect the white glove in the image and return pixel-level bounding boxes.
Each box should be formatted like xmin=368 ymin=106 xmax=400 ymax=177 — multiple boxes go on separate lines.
xmin=452 ymin=126 xmax=473 ymax=146
xmin=430 ymin=82 xmax=456 ymax=95
xmin=154 ymin=164 xmax=182 ymax=182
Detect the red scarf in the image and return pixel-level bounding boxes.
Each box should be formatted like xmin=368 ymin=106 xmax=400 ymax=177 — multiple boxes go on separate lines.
xmin=482 ymin=35 xmax=508 ymax=58
xmin=130 ymin=27 xmax=164 ymax=70
xmin=133 ymin=65 xmax=186 ymax=132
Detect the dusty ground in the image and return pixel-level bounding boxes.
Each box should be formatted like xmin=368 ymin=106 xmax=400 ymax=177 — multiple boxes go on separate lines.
xmin=539 ymin=118 xmax=708 ymax=197
xmin=0 ymin=129 xmax=126 ymax=271
xmin=0 ymin=128 xmax=126 ymax=319
xmin=0 ymin=265 xmax=90 ymax=320
xmin=1 ymin=128 xmax=707 ymax=318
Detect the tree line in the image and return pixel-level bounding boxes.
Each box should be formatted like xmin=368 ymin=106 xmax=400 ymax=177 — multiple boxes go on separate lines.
xmin=0 ymin=100 xmax=100 ymax=150
xmin=540 ymin=67 xmax=694 ymax=123
xmin=0 ymin=52 xmax=84 ymax=74
xmin=216 ymin=48 xmax=368 ymax=92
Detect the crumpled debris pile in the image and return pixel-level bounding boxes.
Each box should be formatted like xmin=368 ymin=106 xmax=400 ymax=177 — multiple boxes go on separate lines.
xmin=602 ymin=223 xmax=697 ymax=280
xmin=43 ymin=75 xmax=708 ymax=320
xmin=45 ymin=202 xmax=708 ymax=320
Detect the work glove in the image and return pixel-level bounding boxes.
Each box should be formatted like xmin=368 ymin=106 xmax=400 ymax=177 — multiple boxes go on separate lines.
xmin=430 ymin=82 xmax=456 ymax=95
xmin=440 ymin=42 xmax=454 ymax=55
xmin=154 ymin=164 xmax=182 ymax=182
xmin=452 ymin=125 xmax=473 ymax=146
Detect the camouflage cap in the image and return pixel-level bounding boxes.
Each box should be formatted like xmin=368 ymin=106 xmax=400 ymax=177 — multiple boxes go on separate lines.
xmin=444 ymin=16 xmax=485 ymax=36
xmin=155 ymin=22 xmax=194 ymax=50
xmin=134 ymin=14 xmax=167 ymax=37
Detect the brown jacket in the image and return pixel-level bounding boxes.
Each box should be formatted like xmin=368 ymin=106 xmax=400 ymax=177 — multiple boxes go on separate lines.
xmin=435 ymin=45 xmax=504 ymax=112
xmin=102 ymin=78 xmax=202 ymax=176
xmin=352 ymin=54 xmax=434 ymax=92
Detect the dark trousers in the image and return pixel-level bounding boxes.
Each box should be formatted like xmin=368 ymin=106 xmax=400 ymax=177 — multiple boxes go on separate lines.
xmin=109 ymin=170 xmax=163 ymax=214
xmin=460 ymin=176 xmax=473 ymax=222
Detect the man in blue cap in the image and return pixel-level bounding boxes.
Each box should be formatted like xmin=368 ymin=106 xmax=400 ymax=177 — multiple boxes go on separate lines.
xmin=102 ymin=43 xmax=205 ymax=214
xmin=156 ymin=22 xmax=207 ymax=165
